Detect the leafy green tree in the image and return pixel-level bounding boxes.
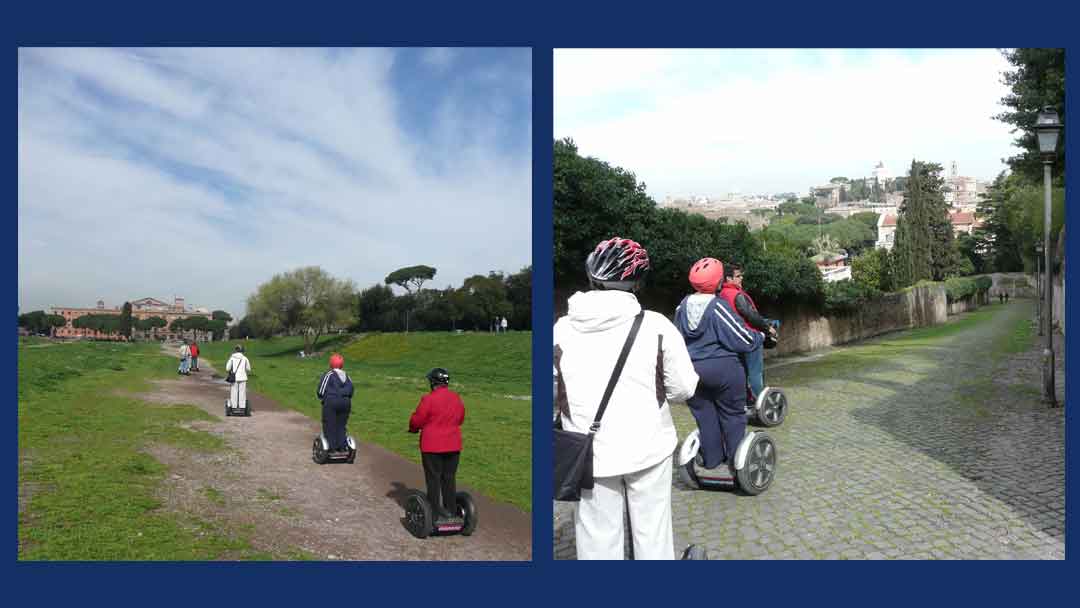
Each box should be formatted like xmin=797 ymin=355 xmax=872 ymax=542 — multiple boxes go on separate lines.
xmin=995 ymin=48 xmax=1065 ymax=183
xmin=355 ymin=284 xmax=396 ymax=332
xmin=247 ymin=266 xmax=356 ymax=352
xmin=206 ymin=319 xmax=228 ymax=341
xmin=18 ymin=310 xmax=66 ymax=335
xmin=852 ymin=248 xmax=895 ymax=292
xmin=955 ymin=233 xmax=986 ymax=275
xmin=120 ymin=302 xmax=134 ymax=338
xmin=505 ymin=266 xmax=532 ymax=331
xmin=385 ymin=265 xmax=437 ymax=294
xmin=893 ymin=160 xmax=956 ymax=286
xmin=212 ymin=310 xmax=233 ymax=323
xmin=462 ymin=272 xmax=512 ymax=330
xmin=73 ymin=314 xmax=123 ymax=336
xmin=135 ymin=316 xmax=167 ymax=340
xmin=229 ymin=316 xmax=256 ymax=340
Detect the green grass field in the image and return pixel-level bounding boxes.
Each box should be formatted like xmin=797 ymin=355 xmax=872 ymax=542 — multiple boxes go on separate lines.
xmin=17 ymin=341 xmax=282 ymax=560
xmin=199 ymin=331 xmax=532 ymax=511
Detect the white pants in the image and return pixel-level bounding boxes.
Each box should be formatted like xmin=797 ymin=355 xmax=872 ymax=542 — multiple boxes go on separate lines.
xmin=230 ymin=381 xmax=247 ymax=408
xmin=575 ymin=454 xmax=674 ymax=560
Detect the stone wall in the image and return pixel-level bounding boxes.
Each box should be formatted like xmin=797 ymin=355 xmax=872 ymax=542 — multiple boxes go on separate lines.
xmin=764 ymin=283 xmax=948 ymax=359
xmin=985 ymin=272 xmax=1036 ymax=299
xmin=948 ymin=290 xmax=991 ymax=316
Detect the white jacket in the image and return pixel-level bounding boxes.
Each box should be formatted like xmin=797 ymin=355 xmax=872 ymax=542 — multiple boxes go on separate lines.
xmin=554 ymin=290 xmax=699 ymax=478
xmin=179 ymin=344 xmax=190 ymax=358
xmin=225 ymin=353 xmax=252 ymax=382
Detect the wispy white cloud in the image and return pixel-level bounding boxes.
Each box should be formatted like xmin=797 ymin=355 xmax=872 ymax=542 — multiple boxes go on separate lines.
xmin=555 ymin=48 xmax=1020 ymax=199
xmin=18 ymin=48 xmax=532 ymax=318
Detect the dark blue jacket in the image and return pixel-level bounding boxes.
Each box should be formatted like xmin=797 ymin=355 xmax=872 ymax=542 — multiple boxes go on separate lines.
xmin=674 ymin=295 xmax=763 ymax=361
xmin=317 ymin=370 xmax=354 ymax=406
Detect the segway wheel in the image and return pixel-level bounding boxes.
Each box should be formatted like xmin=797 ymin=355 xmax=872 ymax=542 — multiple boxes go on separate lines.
xmin=312 ymin=437 xmax=329 ymax=464
xmin=679 ymin=461 xmax=702 ymax=490
xmin=756 ymin=389 xmax=787 ymax=427
xmin=681 ymin=544 xmax=710 ymax=560
xmin=736 ymin=433 xmax=777 ymax=496
xmin=405 ymin=492 xmax=433 ymax=539
xmin=456 ymin=492 xmax=478 ymax=536
xmin=244 ymin=400 xmax=252 ymax=417
xmin=224 ymin=401 xmax=231 ymax=417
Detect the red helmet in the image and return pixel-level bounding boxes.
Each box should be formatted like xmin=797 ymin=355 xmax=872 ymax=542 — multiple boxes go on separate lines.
xmin=689 ymin=257 xmax=724 ymax=294
xmin=329 ymin=353 xmax=344 ymax=369
xmin=585 ymin=237 xmax=651 ymax=291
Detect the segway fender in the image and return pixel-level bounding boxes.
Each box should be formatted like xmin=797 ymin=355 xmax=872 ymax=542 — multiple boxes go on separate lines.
xmin=678 ymin=429 xmax=701 ymax=466
xmin=733 ymin=431 xmax=759 ymax=470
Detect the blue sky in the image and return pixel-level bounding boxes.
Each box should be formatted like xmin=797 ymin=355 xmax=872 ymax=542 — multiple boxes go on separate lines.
xmin=555 ymin=49 xmax=1021 ymax=200
xmin=19 ymin=48 xmax=532 ymax=318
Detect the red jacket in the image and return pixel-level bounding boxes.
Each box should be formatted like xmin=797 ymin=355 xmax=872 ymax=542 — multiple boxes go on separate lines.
xmin=718 ymin=281 xmax=761 ymax=332
xmin=189 ymin=344 xmax=199 ymax=357
xmin=408 ymin=386 xmax=465 ymax=453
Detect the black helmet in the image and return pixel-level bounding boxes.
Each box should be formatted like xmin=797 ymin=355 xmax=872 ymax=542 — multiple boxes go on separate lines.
xmin=426 ymin=368 xmax=450 ymax=387
xmin=234 ymin=345 xmax=244 ymax=353
xmin=585 ymin=237 xmax=650 ymax=291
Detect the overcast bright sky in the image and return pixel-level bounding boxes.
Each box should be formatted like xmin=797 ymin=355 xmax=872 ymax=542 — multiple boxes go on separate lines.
xmin=19 ymin=47 xmax=531 ymax=318
xmin=555 ymin=48 xmax=1021 ymax=200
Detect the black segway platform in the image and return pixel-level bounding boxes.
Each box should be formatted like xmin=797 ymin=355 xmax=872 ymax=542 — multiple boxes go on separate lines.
xmin=404 ymin=490 xmax=478 ymax=539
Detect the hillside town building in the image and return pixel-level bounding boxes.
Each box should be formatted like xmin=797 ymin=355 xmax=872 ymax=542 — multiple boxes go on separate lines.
xmin=875 ymin=211 xmax=983 ymax=251
xmin=50 ymin=296 xmax=213 ymax=340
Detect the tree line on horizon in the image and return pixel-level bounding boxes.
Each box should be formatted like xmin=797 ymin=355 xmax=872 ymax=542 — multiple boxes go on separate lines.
xmin=18 ymin=304 xmax=233 ymax=341
xmin=228 ymin=264 xmax=532 ymax=354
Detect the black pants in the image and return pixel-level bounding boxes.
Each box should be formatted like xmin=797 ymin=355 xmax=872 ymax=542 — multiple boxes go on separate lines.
xmin=321 ymin=399 xmax=351 ymax=451
xmin=687 ymin=357 xmax=747 ymax=468
xmin=421 ymin=451 xmax=460 ymax=516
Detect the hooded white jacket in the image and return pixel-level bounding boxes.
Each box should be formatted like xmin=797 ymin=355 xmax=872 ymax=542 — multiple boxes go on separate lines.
xmin=225 ymin=352 xmax=252 ymax=382
xmin=554 ymin=290 xmax=699 ymax=478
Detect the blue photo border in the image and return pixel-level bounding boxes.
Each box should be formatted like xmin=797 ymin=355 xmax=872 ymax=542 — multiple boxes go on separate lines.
xmin=7 ymin=1 xmax=1078 ymax=604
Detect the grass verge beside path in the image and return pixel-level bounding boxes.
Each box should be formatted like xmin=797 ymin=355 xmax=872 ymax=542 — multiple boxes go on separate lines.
xmin=18 ymin=341 xmax=279 ymax=560
xmin=200 ymin=332 xmax=532 ymax=512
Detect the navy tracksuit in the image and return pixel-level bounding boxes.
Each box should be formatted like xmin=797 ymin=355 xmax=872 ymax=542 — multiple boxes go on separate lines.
xmin=317 ymin=369 xmax=354 ymax=450
xmin=675 ymin=295 xmax=764 ymax=468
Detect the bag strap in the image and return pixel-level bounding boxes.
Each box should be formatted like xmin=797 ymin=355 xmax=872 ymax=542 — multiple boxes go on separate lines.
xmin=590 ymin=310 xmax=645 ymax=433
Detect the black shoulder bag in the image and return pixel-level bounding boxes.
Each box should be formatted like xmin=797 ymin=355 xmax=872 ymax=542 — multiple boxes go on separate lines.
xmin=553 ymin=311 xmax=645 ymax=502
xmin=225 ymin=356 xmax=237 ymax=384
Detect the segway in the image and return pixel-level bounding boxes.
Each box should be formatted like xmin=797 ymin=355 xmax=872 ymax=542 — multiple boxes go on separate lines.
xmin=677 ymin=428 xmax=777 ymax=495
xmin=312 ymin=434 xmax=356 ymax=464
xmin=747 ymin=320 xmax=788 ymax=428
xmin=404 ymin=490 xmax=478 ymax=539
xmin=224 ymin=398 xmax=251 ymax=417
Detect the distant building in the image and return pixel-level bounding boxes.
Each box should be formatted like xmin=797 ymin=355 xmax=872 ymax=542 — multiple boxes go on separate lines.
xmin=51 ymin=296 xmax=213 ymax=340
xmin=876 ymin=214 xmax=898 ymax=250
xmin=872 ymin=161 xmax=891 ymax=185
xmin=812 ymin=251 xmax=851 ymax=282
xmin=875 ymin=211 xmax=983 ymax=251
xmin=812 ymin=183 xmax=844 ymax=208
xmin=943 ymin=161 xmax=982 ymax=210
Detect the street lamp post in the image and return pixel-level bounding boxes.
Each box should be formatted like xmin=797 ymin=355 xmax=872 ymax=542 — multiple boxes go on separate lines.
xmin=1035 ymin=106 xmax=1062 ymax=407
xmin=1035 ymin=242 xmax=1043 ymax=336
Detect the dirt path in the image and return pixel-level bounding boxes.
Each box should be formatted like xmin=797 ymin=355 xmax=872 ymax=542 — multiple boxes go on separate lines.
xmin=140 ymin=347 xmax=531 ymax=560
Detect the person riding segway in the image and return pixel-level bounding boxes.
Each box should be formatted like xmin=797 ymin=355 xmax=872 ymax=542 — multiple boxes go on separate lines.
xmin=674 ymin=258 xmax=777 ymax=495
xmin=312 ymin=353 xmax=357 ymax=464
xmin=718 ymin=263 xmax=788 ymax=427
xmin=404 ymin=368 xmax=475 ymax=538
